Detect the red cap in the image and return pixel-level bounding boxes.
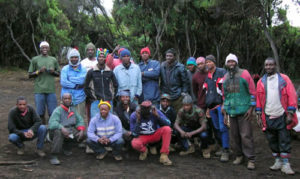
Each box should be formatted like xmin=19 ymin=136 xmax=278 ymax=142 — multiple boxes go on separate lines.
xmin=140 ymin=47 xmax=151 ymax=56
xmin=141 ymin=100 xmax=152 ymax=107
xmin=118 ymin=48 xmax=125 ymax=55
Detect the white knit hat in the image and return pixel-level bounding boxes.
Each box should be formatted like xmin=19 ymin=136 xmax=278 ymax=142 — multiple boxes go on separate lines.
xmin=39 ymin=41 xmax=49 ymax=48
xmin=225 ymin=53 xmax=238 ymax=65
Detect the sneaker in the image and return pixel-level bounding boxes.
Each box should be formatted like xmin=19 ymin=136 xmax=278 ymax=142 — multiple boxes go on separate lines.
xmin=17 ymin=147 xmax=25 ymax=155
xmin=215 ymin=148 xmax=222 ymax=157
xmin=114 ymin=155 xmax=123 ymax=161
xmin=139 ymin=148 xmax=148 ymax=161
xmin=149 ymin=146 xmax=158 ymax=155
xmin=49 ymin=156 xmax=60 ymax=165
xmin=281 ymin=163 xmax=295 ymax=175
xmin=36 ymin=149 xmax=46 ymax=157
xmin=159 ymin=153 xmax=172 ymax=166
xmin=179 ymin=145 xmax=195 ymax=156
xmin=105 ymin=147 xmax=113 ymax=151
xmin=85 ymin=146 xmax=95 ymax=154
xmin=78 ymin=142 xmax=86 ymax=148
xmin=220 ymin=149 xmax=229 ymax=162
xmin=96 ymin=151 xmax=108 ymax=160
xmin=270 ymin=158 xmax=282 ymax=170
xmin=233 ymin=156 xmax=243 ymax=165
xmin=247 ymin=161 xmax=255 ymax=170
xmin=202 ymin=148 xmax=211 ymax=159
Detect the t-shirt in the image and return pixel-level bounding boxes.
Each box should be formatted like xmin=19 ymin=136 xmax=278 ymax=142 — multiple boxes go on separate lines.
xmin=28 ymin=55 xmax=60 ymax=93
xmin=81 ymin=57 xmax=98 ymax=71
xmin=175 ymin=105 xmax=206 ymax=129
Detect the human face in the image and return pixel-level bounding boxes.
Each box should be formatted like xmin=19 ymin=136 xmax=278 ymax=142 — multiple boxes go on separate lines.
xmin=120 ymin=95 xmax=130 ymax=105
xmin=62 ymin=94 xmax=72 ymax=107
xmin=205 ymin=60 xmax=215 ymax=71
xmin=141 ymin=52 xmax=150 ymax=62
xmin=87 ymin=48 xmax=95 ymax=58
xmin=160 ymin=99 xmax=170 ymax=109
xmin=97 ymin=54 xmax=106 ymax=65
xmin=197 ymin=62 xmax=205 ymax=71
xmin=183 ymin=104 xmax=192 ymax=112
xmin=122 ymin=55 xmax=131 ymax=66
xmin=70 ymin=56 xmax=79 ymax=65
xmin=40 ymin=46 xmax=49 ymax=56
xmin=166 ymin=53 xmax=175 ymax=64
xmin=100 ymin=105 xmax=109 ymax=118
xmin=226 ymin=60 xmax=237 ymax=70
xmin=17 ymin=100 xmax=27 ymax=112
xmin=187 ymin=64 xmax=195 ymax=72
xmin=265 ymin=59 xmax=276 ymax=75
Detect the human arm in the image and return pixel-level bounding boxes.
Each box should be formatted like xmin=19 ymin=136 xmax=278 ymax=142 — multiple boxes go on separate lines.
xmin=87 ymin=118 xmax=100 ymax=142
xmin=143 ymin=61 xmax=160 ymax=80
xmin=8 ymin=110 xmax=24 ymax=137
xmin=29 ymin=107 xmax=42 ymax=133
xmin=108 ymin=116 xmax=123 ymax=143
xmin=84 ymin=70 xmax=96 ymax=100
xmin=48 ymin=59 xmax=60 ymax=77
xmin=48 ymin=108 xmax=64 ymax=130
xmin=60 ymin=66 xmax=76 ymax=89
xmin=180 ymin=66 xmax=189 ymax=93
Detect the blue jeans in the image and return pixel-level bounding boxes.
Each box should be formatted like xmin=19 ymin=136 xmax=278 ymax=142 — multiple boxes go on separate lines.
xmin=90 ymin=100 xmax=113 ymax=119
xmin=176 ymin=126 xmax=208 ymax=150
xmin=8 ymin=125 xmax=47 ymax=149
xmin=86 ymin=138 xmax=124 ymax=156
xmin=209 ymin=106 xmax=229 ymax=149
xmin=34 ymin=93 xmax=57 ymax=117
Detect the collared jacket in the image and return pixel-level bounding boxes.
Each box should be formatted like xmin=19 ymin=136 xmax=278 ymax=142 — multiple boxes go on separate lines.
xmin=138 ymin=59 xmax=160 ymax=102
xmin=160 ymin=61 xmax=188 ymax=100
xmin=113 ymin=63 xmax=142 ymax=102
xmin=60 ymin=64 xmax=87 ymax=105
xmin=256 ymin=73 xmax=298 ymax=131
xmin=114 ymin=102 xmax=137 ymax=131
xmin=84 ymin=65 xmax=118 ymax=101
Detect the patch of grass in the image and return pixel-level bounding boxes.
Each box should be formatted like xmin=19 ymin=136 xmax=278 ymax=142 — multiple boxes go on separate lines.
xmin=0 ymin=66 xmax=26 ymax=74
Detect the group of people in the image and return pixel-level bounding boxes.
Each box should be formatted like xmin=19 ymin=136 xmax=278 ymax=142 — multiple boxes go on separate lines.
xmin=7 ymin=41 xmax=298 ymax=175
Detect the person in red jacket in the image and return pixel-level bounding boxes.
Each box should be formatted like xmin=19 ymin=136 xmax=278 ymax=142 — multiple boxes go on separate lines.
xmin=256 ymin=57 xmax=298 ymax=175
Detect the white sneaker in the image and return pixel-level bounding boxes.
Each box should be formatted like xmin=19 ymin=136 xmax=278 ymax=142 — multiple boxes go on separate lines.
xmin=281 ymin=163 xmax=295 ymax=175
xmin=270 ymin=158 xmax=282 ymax=170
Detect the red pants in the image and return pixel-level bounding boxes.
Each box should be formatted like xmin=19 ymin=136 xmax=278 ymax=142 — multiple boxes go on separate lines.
xmin=131 ymin=126 xmax=171 ymax=154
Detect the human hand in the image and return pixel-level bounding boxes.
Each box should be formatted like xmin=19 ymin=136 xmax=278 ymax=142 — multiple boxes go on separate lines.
xmin=256 ymin=114 xmax=263 ymax=128
xmin=39 ymin=66 xmax=46 ymax=73
xmin=76 ymin=130 xmax=84 ymax=141
xmin=152 ymin=106 xmax=159 ymax=118
xmin=286 ymin=113 xmax=293 ymax=125
xmin=61 ymin=127 xmax=70 ymax=137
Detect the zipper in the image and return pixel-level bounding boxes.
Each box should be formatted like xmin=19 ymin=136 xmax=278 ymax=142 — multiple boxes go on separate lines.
xmin=101 ymin=70 xmax=106 ymax=100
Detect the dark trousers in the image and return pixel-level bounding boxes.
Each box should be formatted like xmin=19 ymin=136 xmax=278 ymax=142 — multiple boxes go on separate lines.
xmin=175 ymin=126 xmax=208 ymax=150
xmin=87 ymin=138 xmax=124 ymax=156
xmin=265 ymin=114 xmax=291 ymax=158
xmin=230 ymin=115 xmax=255 ymax=161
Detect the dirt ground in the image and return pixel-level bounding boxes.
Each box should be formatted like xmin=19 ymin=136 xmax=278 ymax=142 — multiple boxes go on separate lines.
xmin=0 ymin=70 xmax=299 ymax=178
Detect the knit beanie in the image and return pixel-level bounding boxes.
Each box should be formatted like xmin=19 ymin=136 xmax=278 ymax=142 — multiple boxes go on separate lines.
xmin=186 ymin=57 xmax=197 ymax=66
xmin=182 ymin=94 xmax=193 ymax=104
xmin=85 ymin=42 xmax=96 ymax=54
xmin=225 ymin=53 xmax=238 ymax=65
xmin=140 ymin=47 xmax=151 ymax=56
xmin=68 ymin=49 xmax=81 ymax=66
xmin=39 ymin=41 xmax=49 ymax=48
xmin=196 ymin=57 xmax=205 ymax=64
xmin=120 ymin=49 xmax=131 ymax=57
xmin=205 ymin=55 xmax=216 ymax=64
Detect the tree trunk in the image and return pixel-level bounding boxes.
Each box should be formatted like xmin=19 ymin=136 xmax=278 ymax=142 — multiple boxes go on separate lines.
xmin=264 ymin=28 xmax=280 ymax=71
xmin=185 ymin=20 xmax=191 ymax=57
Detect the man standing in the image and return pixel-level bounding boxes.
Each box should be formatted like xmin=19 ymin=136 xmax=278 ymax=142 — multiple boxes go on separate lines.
xmin=113 ymin=49 xmax=142 ymax=104
xmin=138 ymin=47 xmax=160 ymax=106
xmin=256 ymin=57 xmax=298 ymax=175
xmin=84 ymin=48 xmax=118 ymax=119
xmin=48 ymin=93 xmax=85 ymax=165
xmin=203 ymin=54 xmax=229 ymax=162
xmin=8 ymin=96 xmax=47 ymax=157
xmin=81 ymin=42 xmax=97 ymax=71
xmin=61 ymin=49 xmax=87 ymax=122
xmin=186 ymin=57 xmax=197 ymax=102
xmin=28 ymin=41 xmax=60 ymax=124
xmin=160 ymin=48 xmax=188 ymax=112
xmin=222 ymin=53 xmax=256 ymax=170
xmin=87 ymin=100 xmax=124 ymax=161
xmin=130 ymin=101 xmax=172 ymax=165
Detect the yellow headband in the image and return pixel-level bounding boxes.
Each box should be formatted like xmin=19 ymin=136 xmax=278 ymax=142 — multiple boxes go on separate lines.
xmin=98 ymin=100 xmax=111 ymax=109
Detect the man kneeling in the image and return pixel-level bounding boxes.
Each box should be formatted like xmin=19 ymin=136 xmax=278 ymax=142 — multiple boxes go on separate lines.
xmin=48 ymin=93 xmax=85 ymax=165
xmin=8 ymin=96 xmax=47 ymax=157
xmin=87 ymin=100 xmax=124 ymax=161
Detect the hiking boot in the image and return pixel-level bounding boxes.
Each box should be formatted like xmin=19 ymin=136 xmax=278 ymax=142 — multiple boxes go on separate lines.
xmin=247 ymin=161 xmax=255 ymax=170
xmin=281 ymin=163 xmax=295 ymax=175
xmin=78 ymin=142 xmax=86 ymax=148
xmin=233 ymin=156 xmax=243 ymax=165
xmin=105 ymin=147 xmax=113 ymax=151
xmin=17 ymin=147 xmax=25 ymax=155
xmin=139 ymin=148 xmax=148 ymax=161
xmin=208 ymin=143 xmax=219 ymax=152
xmin=63 ymin=150 xmax=72 ymax=156
xmin=96 ymin=151 xmax=108 ymax=160
xmin=202 ymin=148 xmax=211 ymax=159
xmin=270 ymin=158 xmax=282 ymax=170
xmin=220 ymin=149 xmax=229 ymax=162
xmin=85 ymin=146 xmax=95 ymax=154
xmin=49 ymin=155 xmax=60 ymax=165
xmin=159 ymin=153 xmax=172 ymax=166
xmin=215 ymin=148 xmax=222 ymax=156
xmin=36 ymin=149 xmax=46 ymax=157
xmin=149 ymin=146 xmax=158 ymax=155
xmin=114 ymin=155 xmax=123 ymax=161
xmin=179 ymin=145 xmax=195 ymax=156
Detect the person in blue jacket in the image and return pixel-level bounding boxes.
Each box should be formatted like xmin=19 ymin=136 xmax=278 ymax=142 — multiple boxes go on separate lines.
xmin=138 ymin=47 xmax=160 ymax=107
xmin=60 ymin=49 xmax=87 ymax=121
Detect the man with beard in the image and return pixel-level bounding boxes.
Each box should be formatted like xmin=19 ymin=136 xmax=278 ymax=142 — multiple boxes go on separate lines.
xmin=256 ymin=57 xmax=298 ymax=175
xmin=113 ymin=49 xmax=142 ymax=104
xmin=130 ymin=101 xmax=172 ymax=165
xmin=28 ymin=41 xmax=60 ymax=124
xmin=48 ymin=93 xmax=85 ymax=165
xmin=222 ymin=53 xmax=256 ymax=170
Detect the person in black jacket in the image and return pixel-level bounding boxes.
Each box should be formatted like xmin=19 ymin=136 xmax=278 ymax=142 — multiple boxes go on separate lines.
xmin=8 ymin=96 xmax=47 ymax=157
xmin=84 ymin=48 xmax=118 ymax=120
xmin=160 ymin=48 xmax=188 ymax=113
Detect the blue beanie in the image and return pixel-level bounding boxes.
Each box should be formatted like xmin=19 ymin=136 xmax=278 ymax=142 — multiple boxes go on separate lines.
xmin=120 ymin=49 xmax=131 ymax=57
xmin=186 ymin=57 xmax=196 ymax=66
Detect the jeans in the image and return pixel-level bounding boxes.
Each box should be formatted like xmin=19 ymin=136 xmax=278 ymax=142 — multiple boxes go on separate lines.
xmin=86 ymin=138 xmax=124 ymax=156
xmin=34 ymin=93 xmax=57 ymax=118
xmin=8 ymin=125 xmax=47 ymax=149
xmin=209 ymin=106 xmax=229 ymax=149
xmin=176 ymin=126 xmax=208 ymax=150
xmin=90 ymin=100 xmax=113 ymax=119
